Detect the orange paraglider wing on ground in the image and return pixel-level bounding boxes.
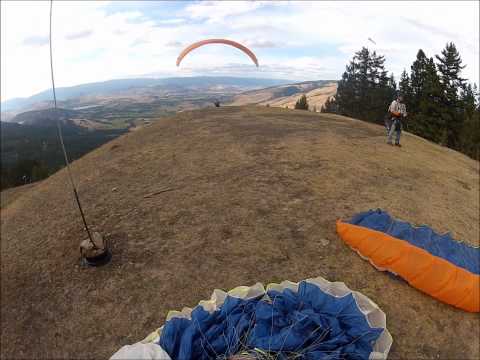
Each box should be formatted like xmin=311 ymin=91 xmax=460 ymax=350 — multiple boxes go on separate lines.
xmin=336 ymin=209 xmax=480 ymax=313
xmin=176 ymin=39 xmax=259 ymax=67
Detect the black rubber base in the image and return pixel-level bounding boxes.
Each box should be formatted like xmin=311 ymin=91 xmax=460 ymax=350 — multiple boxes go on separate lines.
xmin=83 ymin=248 xmax=112 ymax=267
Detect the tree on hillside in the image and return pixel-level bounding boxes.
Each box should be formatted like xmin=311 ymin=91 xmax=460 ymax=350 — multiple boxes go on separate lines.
xmin=334 ymin=64 xmax=357 ymax=116
xmin=474 ymin=84 xmax=479 ymax=107
xmin=460 ymin=83 xmax=476 ymax=120
xmin=295 ymin=94 xmax=309 ymax=110
xmin=410 ymin=49 xmax=429 ymax=113
xmin=436 ymin=43 xmax=466 ymax=92
xmin=1 ymin=159 xmax=50 ymax=189
xmin=399 ymin=69 xmax=411 ymax=102
xmin=406 ymin=52 xmax=446 ymax=142
xmin=387 ymin=73 xmax=397 ymax=100
xmin=398 ymin=68 xmax=413 ymax=125
xmin=321 ymin=96 xmax=337 ymax=113
xmin=435 ymin=42 xmax=467 ymax=148
xmin=329 ymin=47 xmax=394 ymax=123
xmin=416 ymin=59 xmax=446 ymax=142
xmin=459 ymin=83 xmax=480 ymax=159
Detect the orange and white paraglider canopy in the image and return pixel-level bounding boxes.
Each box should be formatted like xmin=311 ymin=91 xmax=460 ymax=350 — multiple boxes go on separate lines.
xmin=176 ymin=39 xmax=259 ymax=67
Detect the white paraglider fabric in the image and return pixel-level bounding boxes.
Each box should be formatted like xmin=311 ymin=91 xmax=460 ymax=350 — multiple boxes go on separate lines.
xmin=110 ymin=342 xmax=171 ymax=360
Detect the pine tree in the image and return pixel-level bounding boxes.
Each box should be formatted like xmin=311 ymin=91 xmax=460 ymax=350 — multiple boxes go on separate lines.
xmin=435 ymin=42 xmax=467 ymax=148
xmin=388 ymin=73 xmax=397 ymax=98
xmin=461 ymin=83 xmax=476 ymax=117
xmin=414 ymin=57 xmax=446 ymax=142
xmin=398 ymin=69 xmax=412 ymax=128
xmin=436 ymin=43 xmax=466 ymax=93
xmin=474 ymin=83 xmax=479 ymax=107
xmin=334 ymin=64 xmax=356 ymax=117
xmin=321 ymin=96 xmax=337 ymax=113
xmin=410 ymin=50 xmax=428 ymax=114
xmin=399 ymin=69 xmax=410 ymax=99
xmin=405 ymin=49 xmax=447 ymax=143
xmin=459 ymin=83 xmax=480 ymax=159
xmin=294 ymin=94 xmax=309 ymax=110
xmin=474 ymin=84 xmax=479 ymax=109
xmin=330 ymin=47 xmax=393 ymax=123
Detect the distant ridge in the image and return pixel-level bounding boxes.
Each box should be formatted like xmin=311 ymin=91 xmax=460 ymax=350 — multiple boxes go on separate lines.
xmin=230 ymin=80 xmax=338 ymax=110
xmin=2 ymin=77 xmax=292 ymax=112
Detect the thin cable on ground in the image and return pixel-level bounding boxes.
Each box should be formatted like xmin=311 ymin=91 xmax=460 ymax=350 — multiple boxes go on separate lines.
xmin=49 ymin=0 xmax=95 ymax=248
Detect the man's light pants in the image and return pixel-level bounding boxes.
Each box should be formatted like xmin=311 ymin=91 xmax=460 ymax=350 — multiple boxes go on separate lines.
xmin=387 ymin=118 xmax=402 ymax=144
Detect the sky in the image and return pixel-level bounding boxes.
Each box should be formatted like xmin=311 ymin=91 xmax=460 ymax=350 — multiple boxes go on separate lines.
xmin=1 ymin=0 xmax=479 ymax=101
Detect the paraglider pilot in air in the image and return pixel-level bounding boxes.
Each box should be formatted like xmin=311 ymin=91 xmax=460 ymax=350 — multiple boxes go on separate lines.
xmin=387 ymin=94 xmax=407 ymax=147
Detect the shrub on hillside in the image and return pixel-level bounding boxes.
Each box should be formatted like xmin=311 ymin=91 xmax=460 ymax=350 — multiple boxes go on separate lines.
xmin=321 ymin=96 xmax=337 ymax=113
xmin=295 ymin=94 xmax=309 ymax=110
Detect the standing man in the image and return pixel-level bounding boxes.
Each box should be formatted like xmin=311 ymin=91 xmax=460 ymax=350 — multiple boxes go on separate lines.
xmin=387 ymin=94 xmax=407 ymax=146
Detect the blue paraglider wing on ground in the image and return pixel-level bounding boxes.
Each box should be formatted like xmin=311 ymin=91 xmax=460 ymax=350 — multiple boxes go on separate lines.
xmin=159 ymin=281 xmax=384 ymax=359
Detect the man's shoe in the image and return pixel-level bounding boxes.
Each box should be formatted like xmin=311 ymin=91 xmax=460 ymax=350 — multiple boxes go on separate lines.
xmin=395 ymin=143 xmax=402 ymax=147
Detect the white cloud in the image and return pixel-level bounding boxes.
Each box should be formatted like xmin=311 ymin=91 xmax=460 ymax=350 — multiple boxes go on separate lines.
xmin=22 ymin=35 xmax=50 ymax=47
xmin=165 ymin=41 xmax=183 ymax=48
xmin=184 ymin=1 xmax=267 ymax=23
xmin=155 ymin=18 xmax=186 ymax=25
xmin=1 ymin=0 xmax=478 ymax=102
xmin=244 ymin=39 xmax=280 ymax=49
xmin=65 ymin=30 xmax=93 ymax=40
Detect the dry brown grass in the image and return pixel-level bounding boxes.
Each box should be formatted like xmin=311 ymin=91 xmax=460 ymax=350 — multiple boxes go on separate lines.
xmin=1 ymin=106 xmax=478 ymax=359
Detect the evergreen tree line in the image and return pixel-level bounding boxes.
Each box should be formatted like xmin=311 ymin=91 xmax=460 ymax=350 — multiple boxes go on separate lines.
xmin=322 ymin=43 xmax=479 ymax=160
xmin=1 ymin=159 xmax=50 ymax=189
xmin=1 ymin=123 xmax=128 ymax=190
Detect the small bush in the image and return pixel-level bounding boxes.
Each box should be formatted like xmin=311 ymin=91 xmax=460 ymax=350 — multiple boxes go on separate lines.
xmin=294 ymin=94 xmax=309 ymax=110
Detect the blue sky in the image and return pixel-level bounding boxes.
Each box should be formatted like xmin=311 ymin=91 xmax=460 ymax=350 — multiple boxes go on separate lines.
xmin=1 ymin=1 xmax=479 ymax=101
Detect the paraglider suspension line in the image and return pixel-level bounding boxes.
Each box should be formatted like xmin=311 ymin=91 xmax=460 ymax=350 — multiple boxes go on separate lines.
xmin=49 ymin=0 xmax=96 ymax=249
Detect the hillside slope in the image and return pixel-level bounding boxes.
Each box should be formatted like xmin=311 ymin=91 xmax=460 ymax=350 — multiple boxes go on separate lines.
xmin=231 ymin=81 xmax=337 ymax=110
xmin=1 ymin=106 xmax=478 ymax=359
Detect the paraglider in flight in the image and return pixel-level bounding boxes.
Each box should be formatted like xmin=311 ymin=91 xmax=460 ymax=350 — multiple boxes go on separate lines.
xmin=368 ymin=37 xmax=377 ymax=45
xmin=176 ymin=39 xmax=259 ymax=67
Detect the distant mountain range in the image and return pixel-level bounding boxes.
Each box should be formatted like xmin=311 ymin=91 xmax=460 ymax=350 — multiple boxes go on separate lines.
xmin=1 ymin=76 xmax=338 ymax=189
xmin=3 ymin=77 xmax=338 ymax=128
xmin=1 ymin=76 xmax=292 ymax=113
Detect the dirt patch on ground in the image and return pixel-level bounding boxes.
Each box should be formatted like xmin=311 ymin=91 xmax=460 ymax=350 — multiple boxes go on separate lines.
xmin=1 ymin=106 xmax=479 ymax=359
